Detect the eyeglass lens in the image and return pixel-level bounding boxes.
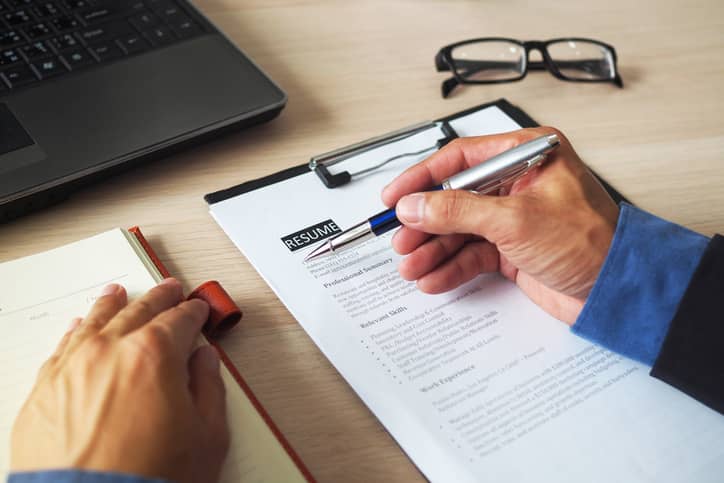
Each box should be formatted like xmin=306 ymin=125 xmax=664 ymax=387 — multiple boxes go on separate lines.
xmin=450 ymin=41 xmax=526 ymax=81
xmin=450 ymin=40 xmax=615 ymax=82
xmin=546 ymin=40 xmax=615 ymax=80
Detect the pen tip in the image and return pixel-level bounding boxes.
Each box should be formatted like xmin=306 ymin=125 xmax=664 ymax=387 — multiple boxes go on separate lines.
xmin=304 ymin=241 xmax=331 ymax=262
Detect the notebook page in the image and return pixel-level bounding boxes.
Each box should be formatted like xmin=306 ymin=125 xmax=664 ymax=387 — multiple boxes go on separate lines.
xmin=0 ymin=229 xmax=306 ymax=483
xmin=209 ymin=104 xmax=724 ymax=482
xmin=0 ymin=229 xmax=160 ymax=476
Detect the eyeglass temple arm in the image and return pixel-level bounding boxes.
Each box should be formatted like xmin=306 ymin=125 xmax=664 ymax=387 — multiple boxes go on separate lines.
xmin=435 ymin=51 xmax=451 ymax=71
xmin=441 ymin=77 xmax=458 ymax=98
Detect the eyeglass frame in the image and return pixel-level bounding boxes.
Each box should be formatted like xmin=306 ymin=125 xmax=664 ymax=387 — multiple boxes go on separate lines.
xmin=435 ymin=37 xmax=624 ymax=98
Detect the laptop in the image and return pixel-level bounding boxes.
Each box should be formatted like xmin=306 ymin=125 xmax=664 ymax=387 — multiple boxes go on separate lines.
xmin=0 ymin=0 xmax=286 ymax=221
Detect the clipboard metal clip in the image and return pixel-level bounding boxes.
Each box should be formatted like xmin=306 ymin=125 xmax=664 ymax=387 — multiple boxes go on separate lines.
xmin=309 ymin=120 xmax=459 ymax=188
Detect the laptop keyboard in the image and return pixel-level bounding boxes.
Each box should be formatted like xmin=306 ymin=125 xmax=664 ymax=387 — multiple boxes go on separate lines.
xmin=0 ymin=0 xmax=209 ymax=92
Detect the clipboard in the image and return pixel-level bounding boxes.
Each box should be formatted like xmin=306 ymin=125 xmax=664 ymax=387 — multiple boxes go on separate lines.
xmin=200 ymin=98 xmax=724 ymax=483
xmin=204 ymin=98 xmax=628 ymax=205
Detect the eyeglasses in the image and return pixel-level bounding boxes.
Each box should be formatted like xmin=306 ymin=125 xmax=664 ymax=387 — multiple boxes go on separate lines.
xmin=435 ymin=38 xmax=623 ymax=98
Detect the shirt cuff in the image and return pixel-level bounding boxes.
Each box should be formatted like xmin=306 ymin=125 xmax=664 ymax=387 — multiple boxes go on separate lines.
xmin=7 ymin=470 xmax=170 ymax=483
xmin=572 ymin=202 xmax=709 ymax=365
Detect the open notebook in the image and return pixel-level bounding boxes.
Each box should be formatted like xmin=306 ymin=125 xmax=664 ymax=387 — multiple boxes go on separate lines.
xmin=0 ymin=228 xmax=312 ymax=482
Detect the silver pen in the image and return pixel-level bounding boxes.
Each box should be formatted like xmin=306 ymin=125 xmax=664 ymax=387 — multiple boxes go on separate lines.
xmin=304 ymin=133 xmax=560 ymax=262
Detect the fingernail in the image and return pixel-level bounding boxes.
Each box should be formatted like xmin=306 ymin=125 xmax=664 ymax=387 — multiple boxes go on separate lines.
xmin=160 ymin=277 xmax=180 ymax=287
xmin=100 ymin=283 xmax=121 ymax=296
xmin=200 ymin=345 xmax=220 ymax=371
xmin=397 ymin=193 xmax=425 ymax=223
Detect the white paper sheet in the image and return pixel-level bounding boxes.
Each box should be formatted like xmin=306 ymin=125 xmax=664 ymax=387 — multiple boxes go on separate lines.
xmin=209 ymin=105 xmax=724 ymax=482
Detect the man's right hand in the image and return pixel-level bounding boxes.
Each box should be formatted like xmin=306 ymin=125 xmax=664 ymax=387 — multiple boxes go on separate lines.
xmin=382 ymin=127 xmax=620 ymax=325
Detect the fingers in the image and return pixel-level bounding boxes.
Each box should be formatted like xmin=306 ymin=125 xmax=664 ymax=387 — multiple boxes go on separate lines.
xmin=82 ymin=284 xmax=128 ymax=333
xmin=41 ymin=318 xmax=83 ymax=371
xmin=144 ymin=298 xmax=209 ymax=358
xmin=103 ymin=278 xmax=184 ymax=336
xmin=398 ymin=234 xmax=469 ymax=281
xmin=391 ymin=226 xmax=431 ymax=255
xmin=63 ymin=284 xmax=127 ymax=355
xmin=54 ymin=318 xmax=82 ymax=355
xmin=416 ymin=241 xmax=500 ymax=294
xmin=381 ymin=127 xmax=554 ymax=207
xmin=395 ymin=190 xmax=515 ymax=244
xmin=188 ymin=345 xmax=228 ymax=436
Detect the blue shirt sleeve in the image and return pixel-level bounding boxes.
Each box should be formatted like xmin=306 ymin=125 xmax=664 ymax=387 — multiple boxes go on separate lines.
xmin=7 ymin=470 xmax=171 ymax=483
xmin=572 ymin=202 xmax=709 ymax=365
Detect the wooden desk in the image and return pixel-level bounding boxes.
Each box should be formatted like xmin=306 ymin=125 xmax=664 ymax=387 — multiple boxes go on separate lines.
xmin=2 ymin=1 xmax=723 ymax=481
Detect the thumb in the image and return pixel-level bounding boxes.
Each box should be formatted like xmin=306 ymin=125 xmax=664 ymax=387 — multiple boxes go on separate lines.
xmin=395 ymin=190 xmax=515 ymax=243
xmin=188 ymin=345 xmax=229 ymax=448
